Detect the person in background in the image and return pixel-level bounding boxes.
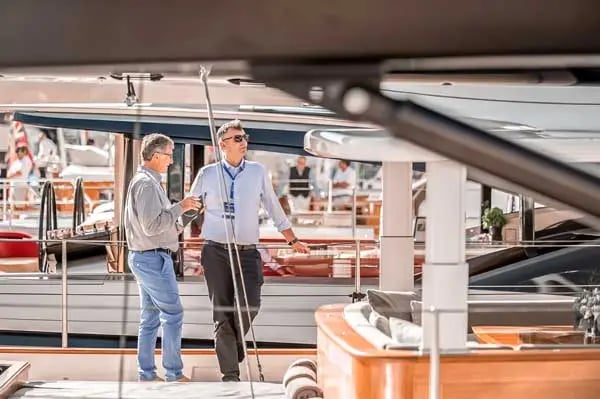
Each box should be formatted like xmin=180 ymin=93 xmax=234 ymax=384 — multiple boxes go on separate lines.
xmin=7 ymin=145 xmax=33 ymax=205
xmin=189 ymin=119 xmax=309 ymax=382
xmin=287 ymin=155 xmax=312 ymax=213
xmin=35 ymin=130 xmax=58 ymax=178
xmin=331 ymin=159 xmax=357 ymax=209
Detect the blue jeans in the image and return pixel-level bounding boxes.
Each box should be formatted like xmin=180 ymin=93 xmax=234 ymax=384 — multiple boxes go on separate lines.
xmin=128 ymin=250 xmax=184 ymax=381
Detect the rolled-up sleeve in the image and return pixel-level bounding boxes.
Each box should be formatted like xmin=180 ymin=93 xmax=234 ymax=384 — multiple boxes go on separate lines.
xmin=135 ymin=182 xmax=183 ymax=236
xmin=260 ymin=165 xmax=292 ymax=232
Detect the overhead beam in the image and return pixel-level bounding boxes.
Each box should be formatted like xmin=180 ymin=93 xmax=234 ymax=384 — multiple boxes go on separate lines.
xmin=1 ymin=1 xmax=600 ymax=69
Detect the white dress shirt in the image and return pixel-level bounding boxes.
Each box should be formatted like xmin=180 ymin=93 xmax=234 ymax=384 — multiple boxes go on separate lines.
xmin=36 ymin=137 xmax=58 ymax=167
xmin=190 ymin=159 xmax=291 ymax=245
xmin=332 ymin=166 xmax=357 ymax=197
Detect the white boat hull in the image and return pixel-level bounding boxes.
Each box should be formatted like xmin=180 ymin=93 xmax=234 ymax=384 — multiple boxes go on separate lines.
xmin=0 ymin=273 xmax=374 ymax=345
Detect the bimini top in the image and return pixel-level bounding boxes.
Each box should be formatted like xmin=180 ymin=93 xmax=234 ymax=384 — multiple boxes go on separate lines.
xmin=9 ymin=103 xmax=376 ymax=156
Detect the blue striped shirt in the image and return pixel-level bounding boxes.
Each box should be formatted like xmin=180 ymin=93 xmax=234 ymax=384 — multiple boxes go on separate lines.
xmin=189 ymin=159 xmax=292 ymax=245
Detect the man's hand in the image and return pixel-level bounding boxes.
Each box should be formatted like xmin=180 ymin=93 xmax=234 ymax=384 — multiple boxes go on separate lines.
xmin=276 ymin=266 xmax=296 ymax=277
xmin=180 ymin=196 xmax=202 ymax=213
xmin=291 ymin=240 xmax=310 ymax=254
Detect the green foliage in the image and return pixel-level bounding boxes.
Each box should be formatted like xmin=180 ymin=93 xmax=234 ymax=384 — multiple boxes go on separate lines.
xmin=481 ymin=206 xmax=507 ymax=229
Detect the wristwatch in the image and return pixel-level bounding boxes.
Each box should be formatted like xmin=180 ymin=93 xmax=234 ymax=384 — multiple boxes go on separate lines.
xmin=287 ymin=237 xmax=299 ymax=246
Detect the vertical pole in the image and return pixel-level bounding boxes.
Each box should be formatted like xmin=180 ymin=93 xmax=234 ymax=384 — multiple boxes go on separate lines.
xmin=379 ymin=162 xmax=414 ymax=291
xmin=190 ymin=144 xmax=205 ymax=237
xmin=2 ymin=182 xmax=6 ymax=221
xmin=167 ymin=143 xmax=186 ymax=277
xmin=327 ymin=180 xmax=333 ymax=213
xmin=520 ymin=196 xmax=535 ymax=243
xmin=429 ymin=307 xmax=440 ymax=399
xmin=352 ymin=187 xmax=357 ymax=239
xmin=61 ymin=239 xmax=68 ymax=348
xmin=422 ymin=160 xmax=468 ymax=351
xmin=353 ymin=238 xmax=362 ymax=301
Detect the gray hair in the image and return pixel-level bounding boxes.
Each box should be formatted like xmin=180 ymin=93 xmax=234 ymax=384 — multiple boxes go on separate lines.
xmin=140 ymin=133 xmax=173 ymax=161
xmin=217 ymin=119 xmax=244 ymax=140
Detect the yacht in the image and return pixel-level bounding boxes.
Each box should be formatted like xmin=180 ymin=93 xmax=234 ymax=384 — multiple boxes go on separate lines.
xmin=2 ymin=3 xmax=600 ymax=397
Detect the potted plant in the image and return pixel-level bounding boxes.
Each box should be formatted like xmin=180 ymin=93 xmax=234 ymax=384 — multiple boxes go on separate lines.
xmin=482 ymin=206 xmax=507 ymax=242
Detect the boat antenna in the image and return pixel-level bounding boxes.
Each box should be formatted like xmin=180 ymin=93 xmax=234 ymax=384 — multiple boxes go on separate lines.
xmin=200 ymin=65 xmax=265 ymax=389
xmin=125 ymin=75 xmax=138 ymax=107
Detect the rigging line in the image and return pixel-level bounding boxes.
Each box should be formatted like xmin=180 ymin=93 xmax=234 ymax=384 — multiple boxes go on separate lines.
xmin=200 ymin=66 xmax=262 ymax=391
xmin=117 ymin=79 xmax=145 ymax=399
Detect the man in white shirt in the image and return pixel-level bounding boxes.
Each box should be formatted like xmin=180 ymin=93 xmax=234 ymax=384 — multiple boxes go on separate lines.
xmin=331 ymin=159 xmax=357 ymax=209
xmin=7 ymin=145 xmax=33 ymax=204
xmin=35 ymin=130 xmax=58 ymax=178
xmin=190 ymin=119 xmax=309 ymax=382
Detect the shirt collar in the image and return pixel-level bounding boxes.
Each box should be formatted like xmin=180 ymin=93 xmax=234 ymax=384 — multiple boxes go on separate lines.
xmin=140 ymin=165 xmax=162 ymax=182
xmin=222 ymin=158 xmax=245 ymax=172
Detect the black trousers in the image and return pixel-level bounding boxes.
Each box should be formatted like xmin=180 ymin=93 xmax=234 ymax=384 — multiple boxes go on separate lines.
xmin=201 ymin=243 xmax=263 ymax=380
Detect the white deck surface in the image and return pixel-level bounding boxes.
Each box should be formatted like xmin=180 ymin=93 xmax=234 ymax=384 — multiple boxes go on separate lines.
xmin=12 ymin=380 xmax=285 ymax=398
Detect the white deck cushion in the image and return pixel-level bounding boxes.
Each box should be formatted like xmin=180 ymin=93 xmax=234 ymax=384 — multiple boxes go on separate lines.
xmin=389 ymin=317 xmax=422 ymax=345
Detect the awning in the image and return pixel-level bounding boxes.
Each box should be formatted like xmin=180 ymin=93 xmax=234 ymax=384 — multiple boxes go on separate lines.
xmin=14 ymin=111 xmax=306 ymax=155
xmin=13 ymin=109 xmax=384 ymax=164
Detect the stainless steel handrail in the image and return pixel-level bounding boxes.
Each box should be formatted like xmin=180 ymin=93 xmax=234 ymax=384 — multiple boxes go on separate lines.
xmin=61 ymin=239 xmax=68 ymax=348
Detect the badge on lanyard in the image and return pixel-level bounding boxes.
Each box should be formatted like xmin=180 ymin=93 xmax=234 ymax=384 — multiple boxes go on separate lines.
xmin=222 ymin=161 xmax=243 ymax=220
xmin=223 ymin=201 xmax=235 ymax=219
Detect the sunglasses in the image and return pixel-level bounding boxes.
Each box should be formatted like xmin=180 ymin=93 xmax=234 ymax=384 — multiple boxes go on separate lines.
xmin=222 ymin=134 xmax=250 ymax=143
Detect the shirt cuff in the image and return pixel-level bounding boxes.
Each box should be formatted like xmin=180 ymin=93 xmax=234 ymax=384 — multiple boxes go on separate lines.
xmin=275 ymin=219 xmax=292 ymax=232
xmin=170 ymin=203 xmax=184 ymax=219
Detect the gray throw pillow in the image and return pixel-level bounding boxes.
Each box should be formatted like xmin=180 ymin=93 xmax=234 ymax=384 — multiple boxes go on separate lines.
xmin=389 ymin=317 xmax=422 ymax=345
xmin=366 ymin=289 xmax=418 ymax=322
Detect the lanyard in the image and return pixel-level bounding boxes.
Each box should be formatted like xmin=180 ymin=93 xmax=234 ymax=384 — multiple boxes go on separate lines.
xmin=222 ymin=160 xmax=245 ymax=201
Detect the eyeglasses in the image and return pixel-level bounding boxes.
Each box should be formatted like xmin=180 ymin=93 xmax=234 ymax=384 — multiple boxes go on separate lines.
xmin=222 ymin=134 xmax=249 ymax=143
xmin=154 ymin=151 xmax=173 ymax=158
